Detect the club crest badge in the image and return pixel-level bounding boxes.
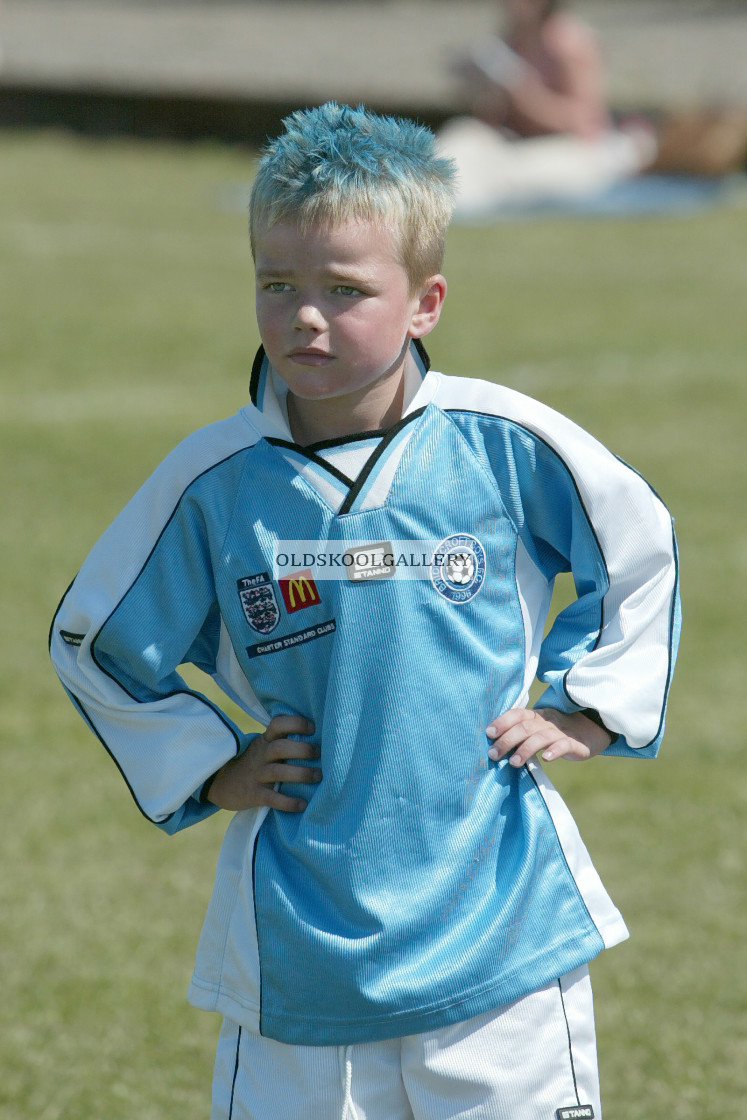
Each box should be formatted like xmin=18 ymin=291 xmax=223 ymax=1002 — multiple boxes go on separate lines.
xmin=237 ymin=572 xmax=280 ymax=634
xmin=430 ymin=534 xmax=486 ymax=603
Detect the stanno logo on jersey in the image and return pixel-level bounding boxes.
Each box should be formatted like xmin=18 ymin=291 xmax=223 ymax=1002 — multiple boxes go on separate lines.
xmin=279 ymin=569 xmax=322 ymax=613
xmin=430 ymin=534 xmax=486 ymax=603
xmin=237 ymin=572 xmax=280 ymax=634
xmin=556 ymin=1106 xmax=595 ymax=1120
xmin=344 ymin=541 xmax=396 ymax=582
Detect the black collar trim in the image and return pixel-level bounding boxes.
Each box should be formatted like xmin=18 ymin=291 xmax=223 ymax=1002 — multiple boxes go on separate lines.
xmin=264 ymin=439 xmax=356 ymax=488
xmin=337 ymin=407 xmax=426 ymax=515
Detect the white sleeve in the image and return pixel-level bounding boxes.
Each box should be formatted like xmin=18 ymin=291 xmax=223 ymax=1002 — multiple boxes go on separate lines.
xmin=524 ymin=429 xmax=680 ymax=756
xmin=50 ymin=413 xmax=269 ymax=832
xmin=437 ymin=375 xmax=681 ymax=756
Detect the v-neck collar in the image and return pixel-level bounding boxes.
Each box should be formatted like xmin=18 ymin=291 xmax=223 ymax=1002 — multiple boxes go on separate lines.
xmin=242 ymin=339 xmax=441 ymax=516
xmin=266 ymin=407 xmax=429 ymax=516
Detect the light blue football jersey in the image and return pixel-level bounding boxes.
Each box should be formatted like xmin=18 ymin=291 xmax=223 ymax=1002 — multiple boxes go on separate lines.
xmin=51 ymin=341 xmax=680 ymax=1045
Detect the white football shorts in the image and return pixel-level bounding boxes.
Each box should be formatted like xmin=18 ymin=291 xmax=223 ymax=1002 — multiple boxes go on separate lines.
xmin=210 ymin=964 xmax=601 ymax=1120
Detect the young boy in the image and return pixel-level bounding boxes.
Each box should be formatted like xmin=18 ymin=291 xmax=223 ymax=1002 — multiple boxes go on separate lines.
xmin=50 ymin=102 xmax=680 ymax=1119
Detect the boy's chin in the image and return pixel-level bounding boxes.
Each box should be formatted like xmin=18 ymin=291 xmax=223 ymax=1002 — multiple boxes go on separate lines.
xmin=284 ymin=371 xmax=369 ymax=403
xmin=285 ymin=382 xmax=344 ymax=403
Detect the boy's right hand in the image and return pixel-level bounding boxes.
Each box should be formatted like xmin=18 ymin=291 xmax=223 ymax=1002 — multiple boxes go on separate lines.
xmin=205 ymin=715 xmax=319 ymax=813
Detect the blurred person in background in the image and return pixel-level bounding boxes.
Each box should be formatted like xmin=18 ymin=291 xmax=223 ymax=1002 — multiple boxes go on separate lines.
xmin=464 ymin=0 xmax=609 ymax=141
xmin=439 ymin=0 xmax=656 ymax=214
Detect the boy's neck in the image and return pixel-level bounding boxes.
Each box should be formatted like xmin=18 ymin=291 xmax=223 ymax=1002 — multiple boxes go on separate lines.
xmin=286 ymin=365 xmax=407 ymax=447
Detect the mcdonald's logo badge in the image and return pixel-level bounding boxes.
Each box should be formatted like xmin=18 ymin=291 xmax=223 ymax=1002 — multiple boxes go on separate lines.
xmin=279 ymin=569 xmax=321 ymax=614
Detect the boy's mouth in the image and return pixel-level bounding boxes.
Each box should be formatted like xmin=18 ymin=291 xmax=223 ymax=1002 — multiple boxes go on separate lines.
xmin=289 ymin=349 xmax=334 ymax=365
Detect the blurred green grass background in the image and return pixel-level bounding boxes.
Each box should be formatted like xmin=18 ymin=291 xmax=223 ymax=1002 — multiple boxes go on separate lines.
xmin=1 ymin=130 xmax=746 ymax=1119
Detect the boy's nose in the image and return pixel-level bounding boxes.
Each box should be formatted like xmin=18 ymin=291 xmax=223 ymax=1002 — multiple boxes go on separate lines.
xmin=293 ymin=302 xmax=326 ymax=331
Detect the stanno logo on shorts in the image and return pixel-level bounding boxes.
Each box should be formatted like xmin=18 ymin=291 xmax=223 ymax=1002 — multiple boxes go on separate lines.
xmin=556 ymin=1106 xmax=595 ymax=1120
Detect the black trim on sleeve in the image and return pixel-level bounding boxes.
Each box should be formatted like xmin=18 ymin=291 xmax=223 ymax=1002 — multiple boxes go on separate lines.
xmin=199 ymin=772 xmax=219 ymax=805
xmin=67 ymin=691 xmax=171 ymax=826
xmin=579 ymin=708 xmax=611 ymax=734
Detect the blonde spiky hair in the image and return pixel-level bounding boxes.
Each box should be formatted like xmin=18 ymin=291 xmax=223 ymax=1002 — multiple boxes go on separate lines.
xmin=249 ymin=102 xmax=456 ymax=291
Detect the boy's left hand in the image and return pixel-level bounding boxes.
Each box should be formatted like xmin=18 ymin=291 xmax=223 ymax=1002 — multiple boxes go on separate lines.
xmin=486 ymin=707 xmax=612 ymax=768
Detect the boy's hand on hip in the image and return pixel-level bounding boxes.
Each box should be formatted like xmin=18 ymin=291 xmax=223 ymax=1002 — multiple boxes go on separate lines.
xmin=485 ymin=708 xmax=611 ymax=769
xmin=205 ymin=715 xmax=319 ymax=812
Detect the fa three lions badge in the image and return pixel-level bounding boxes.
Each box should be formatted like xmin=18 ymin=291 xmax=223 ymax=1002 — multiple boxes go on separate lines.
xmin=237 ymin=572 xmax=280 ymax=634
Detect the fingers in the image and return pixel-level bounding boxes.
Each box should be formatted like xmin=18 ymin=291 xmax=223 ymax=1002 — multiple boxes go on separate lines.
xmin=260 ymin=787 xmax=314 ymax=814
xmin=486 ymin=707 xmax=531 ymax=741
xmin=261 ymin=714 xmax=315 ymax=742
xmin=486 ymin=708 xmax=591 ymax=767
xmin=251 ymin=720 xmax=321 ymax=810
xmin=206 ymin=714 xmax=319 ymax=812
xmin=486 ymin=707 xmax=543 ymax=763
xmin=254 ymin=758 xmax=322 ymax=789
xmin=258 ymin=736 xmax=319 ymax=764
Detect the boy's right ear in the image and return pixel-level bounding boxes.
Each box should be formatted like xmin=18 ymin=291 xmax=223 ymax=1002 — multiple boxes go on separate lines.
xmin=409 ymin=275 xmax=447 ymax=339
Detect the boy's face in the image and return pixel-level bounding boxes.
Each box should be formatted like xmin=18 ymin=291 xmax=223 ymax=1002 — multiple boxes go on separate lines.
xmin=254 ymin=216 xmax=441 ymax=409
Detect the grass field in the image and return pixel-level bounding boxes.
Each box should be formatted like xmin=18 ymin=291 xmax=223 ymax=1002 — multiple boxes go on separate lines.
xmin=2 ymin=129 xmax=746 ymax=1119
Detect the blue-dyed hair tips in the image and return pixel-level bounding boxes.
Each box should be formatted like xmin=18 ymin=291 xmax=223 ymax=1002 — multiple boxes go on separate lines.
xmin=250 ymin=102 xmax=457 ymax=289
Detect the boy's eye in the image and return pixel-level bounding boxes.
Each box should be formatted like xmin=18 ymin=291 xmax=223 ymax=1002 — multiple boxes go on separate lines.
xmin=264 ymin=282 xmax=292 ymax=293
xmin=333 ymin=285 xmax=363 ymax=297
